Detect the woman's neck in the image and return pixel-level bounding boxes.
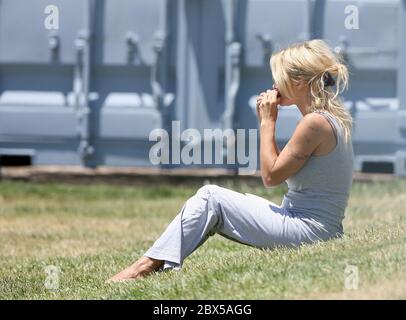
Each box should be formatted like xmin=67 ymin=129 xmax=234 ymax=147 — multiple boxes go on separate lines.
xmin=296 ymin=98 xmax=312 ymax=116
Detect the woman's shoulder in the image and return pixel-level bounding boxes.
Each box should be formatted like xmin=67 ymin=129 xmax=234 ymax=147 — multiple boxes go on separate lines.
xmin=300 ymin=111 xmax=340 ymax=155
xmin=299 ymin=111 xmax=335 ymax=135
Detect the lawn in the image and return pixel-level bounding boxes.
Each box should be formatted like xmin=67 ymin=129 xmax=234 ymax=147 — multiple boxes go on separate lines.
xmin=0 ymin=178 xmax=405 ymax=299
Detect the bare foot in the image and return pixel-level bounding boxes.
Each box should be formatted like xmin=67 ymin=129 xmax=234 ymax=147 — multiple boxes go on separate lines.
xmin=106 ymin=256 xmax=164 ymax=283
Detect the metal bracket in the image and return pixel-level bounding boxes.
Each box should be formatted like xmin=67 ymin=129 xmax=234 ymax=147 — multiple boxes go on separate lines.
xmin=48 ymin=31 xmax=60 ymax=61
xmin=125 ymin=31 xmax=141 ymax=65
xmin=77 ymin=140 xmax=94 ymax=158
xmin=334 ymin=36 xmax=349 ymax=61
xmin=222 ymin=42 xmax=242 ymax=130
xmin=256 ymin=33 xmax=272 ymax=65
xmin=150 ymin=30 xmax=167 ymax=111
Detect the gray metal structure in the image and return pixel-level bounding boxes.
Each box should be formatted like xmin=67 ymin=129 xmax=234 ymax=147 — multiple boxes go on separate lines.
xmin=0 ymin=0 xmax=405 ymax=175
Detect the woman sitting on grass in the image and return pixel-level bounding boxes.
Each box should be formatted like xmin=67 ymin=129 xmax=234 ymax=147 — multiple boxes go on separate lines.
xmin=108 ymin=39 xmax=354 ymax=282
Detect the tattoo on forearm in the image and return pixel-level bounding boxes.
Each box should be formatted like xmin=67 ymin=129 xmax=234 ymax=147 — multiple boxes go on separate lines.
xmin=304 ymin=134 xmax=311 ymax=144
xmin=288 ymin=148 xmax=310 ymax=161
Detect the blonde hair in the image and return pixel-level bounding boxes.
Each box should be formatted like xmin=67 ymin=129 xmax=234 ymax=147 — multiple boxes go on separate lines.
xmin=270 ymin=39 xmax=352 ymax=143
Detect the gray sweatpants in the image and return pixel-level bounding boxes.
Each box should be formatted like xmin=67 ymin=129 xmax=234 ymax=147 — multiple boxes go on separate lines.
xmin=144 ymin=184 xmax=332 ymax=270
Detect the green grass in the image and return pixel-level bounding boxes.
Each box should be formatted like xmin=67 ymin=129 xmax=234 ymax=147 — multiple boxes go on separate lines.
xmin=0 ymin=179 xmax=405 ymax=299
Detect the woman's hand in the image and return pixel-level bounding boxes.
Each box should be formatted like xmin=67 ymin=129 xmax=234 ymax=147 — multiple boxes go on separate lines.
xmin=256 ymin=88 xmax=280 ymax=124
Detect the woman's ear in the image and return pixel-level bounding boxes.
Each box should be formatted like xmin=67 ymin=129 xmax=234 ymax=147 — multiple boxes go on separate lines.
xmin=295 ymin=80 xmax=308 ymax=92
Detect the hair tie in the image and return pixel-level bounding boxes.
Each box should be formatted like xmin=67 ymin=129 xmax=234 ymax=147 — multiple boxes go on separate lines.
xmin=323 ymin=72 xmax=335 ymax=87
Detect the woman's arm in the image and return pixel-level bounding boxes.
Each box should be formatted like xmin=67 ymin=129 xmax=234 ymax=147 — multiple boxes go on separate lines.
xmin=257 ymin=90 xmax=327 ymax=187
xmin=256 ymin=89 xmax=280 ymax=187
xmin=260 ymin=119 xmax=280 ymax=186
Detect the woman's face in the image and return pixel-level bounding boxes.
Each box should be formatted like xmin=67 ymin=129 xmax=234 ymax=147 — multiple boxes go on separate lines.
xmin=272 ymin=83 xmax=296 ymax=106
xmin=273 ymin=81 xmax=308 ymax=107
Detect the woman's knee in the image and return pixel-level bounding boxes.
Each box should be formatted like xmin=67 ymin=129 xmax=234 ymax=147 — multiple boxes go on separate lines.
xmin=196 ymin=184 xmax=221 ymax=200
xmin=180 ymin=184 xmax=218 ymax=215
xmin=194 ymin=184 xmax=223 ymax=218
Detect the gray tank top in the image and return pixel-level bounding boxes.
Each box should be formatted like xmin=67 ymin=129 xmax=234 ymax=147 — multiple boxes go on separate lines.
xmin=281 ymin=110 xmax=354 ymax=232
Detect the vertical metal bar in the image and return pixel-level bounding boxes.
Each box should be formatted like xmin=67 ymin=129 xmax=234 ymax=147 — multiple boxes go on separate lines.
xmin=0 ymin=0 xmax=3 ymax=96
xmin=221 ymin=0 xmax=241 ymax=169
xmin=222 ymin=0 xmax=240 ymax=132
xmin=302 ymin=0 xmax=313 ymax=40
xmin=222 ymin=0 xmax=235 ymax=132
xmin=310 ymin=0 xmax=326 ymax=40
xmin=76 ymin=0 xmax=95 ymax=167
xmin=151 ymin=1 xmax=168 ymax=114
xmin=159 ymin=0 xmax=172 ymax=132
xmin=399 ymin=0 xmax=406 ymax=113
xmin=395 ymin=0 xmax=406 ymax=176
xmin=175 ymin=0 xmax=188 ymax=133
xmin=397 ymin=0 xmax=406 ymax=176
xmin=223 ymin=0 xmax=235 ymax=46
